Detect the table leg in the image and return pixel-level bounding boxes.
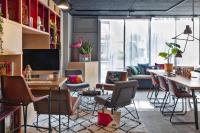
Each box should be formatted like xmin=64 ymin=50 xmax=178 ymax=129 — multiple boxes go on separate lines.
xmin=192 ymin=89 xmax=199 ymax=129
xmin=59 ymin=87 xmax=61 ymax=133
xmin=49 ymin=88 xmax=52 ymax=133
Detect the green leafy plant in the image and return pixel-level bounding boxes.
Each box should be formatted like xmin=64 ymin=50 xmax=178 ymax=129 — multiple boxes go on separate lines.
xmin=50 ymin=21 xmax=57 ymax=45
xmin=79 ymin=41 xmax=93 ymax=55
xmin=158 ymin=42 xmax=182 ymax=63
xmin=0 ymin=12 xmax=4 ymax=34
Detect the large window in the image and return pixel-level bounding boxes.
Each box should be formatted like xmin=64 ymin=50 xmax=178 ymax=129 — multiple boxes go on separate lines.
xmin=100 ymin=17 xmax=200 ymax=81
xmin=151 ymin=18 xmax=176 ymax=64
xmin=100 ymin=20 xmax=124 ymax=81
xmin=125 ymin=19 xmax=149 ymax=66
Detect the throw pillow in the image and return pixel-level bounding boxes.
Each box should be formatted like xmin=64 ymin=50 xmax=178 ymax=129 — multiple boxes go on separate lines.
xmin=138 ymin=64 xmax=150 ymax=74
xmin=106 ymin=72 xmax=121 ymax=84
xmin=129 ymin=66 xmax=139 ymax=75
xmin=68 ymin=75 xmax=83 ymax=84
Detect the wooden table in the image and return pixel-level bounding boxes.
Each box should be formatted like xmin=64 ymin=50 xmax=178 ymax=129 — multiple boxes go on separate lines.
xmin=148 ymin=69 xmax=200 ymax=129
xmin=26 ymin=77 xmax=68 ymax=133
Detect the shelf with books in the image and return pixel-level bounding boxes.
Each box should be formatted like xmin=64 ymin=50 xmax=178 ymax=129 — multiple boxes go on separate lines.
xmin=0 ymin=55 xmax=22 ymax=76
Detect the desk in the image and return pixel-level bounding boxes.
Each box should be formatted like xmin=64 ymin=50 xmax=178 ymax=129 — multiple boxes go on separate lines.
xmin=27 ymin=77 xmax=68 ymax=133
xmin=148 ymin=69 xmax=200 ymax=129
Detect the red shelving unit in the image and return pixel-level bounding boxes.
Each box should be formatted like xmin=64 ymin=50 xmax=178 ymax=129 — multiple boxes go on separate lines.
xmin=44 ymin=6 xmax=49 ymax=32
xmin=22 ymin=0 xmax=29 ymax=25
xmin=56 ymin=15 xmax=60 ymax=49
xmin=7 ymin=0 xmax=21 ymax=23
xmin=29 ymin=0 xmax=38 ymax=28
xmin=0 ymin=0 xmax=7 ymax=18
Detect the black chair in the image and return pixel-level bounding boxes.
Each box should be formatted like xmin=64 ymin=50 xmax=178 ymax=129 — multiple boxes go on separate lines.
xmin=93 ymin=80 xmax=140 ymax=123
xmin=65 ymin=69 xmax=90 ymax=92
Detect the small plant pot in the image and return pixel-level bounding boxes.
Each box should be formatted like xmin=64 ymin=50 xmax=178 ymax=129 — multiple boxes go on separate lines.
xmin=164 ymin=63 xmax=173 ymax=73
xmin=79 ymin=54 xmax=91 ymax=62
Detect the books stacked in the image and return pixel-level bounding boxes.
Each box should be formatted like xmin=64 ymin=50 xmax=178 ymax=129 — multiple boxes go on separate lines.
xmin=0 ymin=61 xmax=14 ymax=76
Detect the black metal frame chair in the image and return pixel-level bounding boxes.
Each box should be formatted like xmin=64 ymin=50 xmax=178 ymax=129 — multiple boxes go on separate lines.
xmin=93 ymin=80 xmax=140 ymax=123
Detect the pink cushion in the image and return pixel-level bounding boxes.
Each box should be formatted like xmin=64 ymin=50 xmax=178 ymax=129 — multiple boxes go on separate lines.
xmin=68 ymin=75 xmax=83 ymax=84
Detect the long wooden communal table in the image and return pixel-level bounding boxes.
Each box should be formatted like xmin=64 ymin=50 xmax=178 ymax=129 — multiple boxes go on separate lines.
xmin=148 ymin=69 xmax=200 ymax=129
xmin=26 ymin=77 xmax=68 ymax=133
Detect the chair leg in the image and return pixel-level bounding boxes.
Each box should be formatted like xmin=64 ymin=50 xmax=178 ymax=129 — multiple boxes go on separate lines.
xmin=68 ymin=115 xmax=70 ymax=129
xmin=93 ymin=102 xmax=97 ymax=115
xmin=48 ymin=96 xmax=51 ymax=133
xmin=23 ymin=105 xmax=28 ymax=133
xmin=133 ymin=100 xmax=139 ymax=119
xmin=159 ymin=91 xmax=168 ymax=112
xmin=170 ymin=98 xmax=179 ymax=123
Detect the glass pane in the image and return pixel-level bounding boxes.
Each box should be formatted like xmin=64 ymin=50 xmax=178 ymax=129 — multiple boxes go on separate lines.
xmin=176 ymin=18 xmax=199 ymax=66
xmin=100 ymin=19 xmax=124 ymax=82
xmin=151 ymin=18 xmax=175 ymax=65
xmin=125 ymin=19 xmax=149 ymax=66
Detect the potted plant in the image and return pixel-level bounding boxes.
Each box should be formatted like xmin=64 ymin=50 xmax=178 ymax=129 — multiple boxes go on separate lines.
xmin=79 ymin=41 xmax=93 ymax=62
xmin=158 ymin=42 xmax=182 ymax=73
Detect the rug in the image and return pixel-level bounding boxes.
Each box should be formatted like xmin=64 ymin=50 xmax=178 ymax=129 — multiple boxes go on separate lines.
xmin=27 ymin=98 xmax=148 ymax=133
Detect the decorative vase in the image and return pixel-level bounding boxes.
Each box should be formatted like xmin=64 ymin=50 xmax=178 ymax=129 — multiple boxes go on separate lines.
xmin=164 ymin=63 xmax=173 ymax=73
xmin=79 ymin=54 xmax=91 ymax=62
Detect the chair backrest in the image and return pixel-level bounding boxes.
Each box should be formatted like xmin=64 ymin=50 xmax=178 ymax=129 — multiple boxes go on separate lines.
xmin=1 ymin=76 xmax=33 ymax=105
xmin=32 ymin=89 xmax=76 ymax=115
xmin=157 ymin=76 xmax=169 ymax=91
xmin=168 ymin=80 xmax=179 ymax=96
xmin=150 ymin=73 xmax=159 ymax=86
xmin=111 ymin=80 xmax=138 ymax=107
xmin=65 ymin=69 xmax=83 ymax=77
xmin=105 ymin=71 xmax=128 ymax=84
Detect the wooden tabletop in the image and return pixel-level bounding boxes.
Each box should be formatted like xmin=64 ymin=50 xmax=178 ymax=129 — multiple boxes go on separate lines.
xmin=26 ymin=77 xmax=68 ymax=90
xmin=148 ymin=69 xmax=200 ymax=90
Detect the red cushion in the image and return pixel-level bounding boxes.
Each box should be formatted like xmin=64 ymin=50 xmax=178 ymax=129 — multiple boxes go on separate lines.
xmin=68 ymin=75 xmax=83 ymax=84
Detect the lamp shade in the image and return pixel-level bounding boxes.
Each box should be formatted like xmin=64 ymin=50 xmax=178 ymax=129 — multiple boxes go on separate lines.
xmin=58 ymin=0 xmax=70 ymax=10
xmin=184 ymin=25 xmax=192 ymax=34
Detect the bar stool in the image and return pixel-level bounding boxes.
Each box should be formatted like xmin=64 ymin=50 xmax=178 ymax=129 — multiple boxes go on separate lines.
xmin=0 ymin=76 xmax=51 ymax=133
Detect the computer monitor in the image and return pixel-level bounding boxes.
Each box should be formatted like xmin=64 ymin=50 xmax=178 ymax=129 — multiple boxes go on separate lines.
xmin=23 ymin=49 xmax=60 ymax=72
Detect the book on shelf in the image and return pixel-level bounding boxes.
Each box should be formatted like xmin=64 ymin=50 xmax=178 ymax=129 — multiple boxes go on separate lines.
xmin=0 ymin=61 xmax=14 ymax=76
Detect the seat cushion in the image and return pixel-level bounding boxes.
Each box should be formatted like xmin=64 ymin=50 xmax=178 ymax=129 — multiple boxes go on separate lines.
xmin=95 ymin=95 xmax=111 ymax=106
xmin=176 ymin=90 xmax=193 ymax=98
xmin=128 ymin=75 xmax=152 ymax=80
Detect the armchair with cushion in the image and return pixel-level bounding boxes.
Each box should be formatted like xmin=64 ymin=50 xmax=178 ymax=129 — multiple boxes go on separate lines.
xmin=93 ymin=80 xmax=140 ymax=122
xmin=96 ymin=71 xmax=128 ymax=91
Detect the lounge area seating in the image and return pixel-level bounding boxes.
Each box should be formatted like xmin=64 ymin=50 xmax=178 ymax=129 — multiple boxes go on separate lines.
xmin=126 ymin=65 xmax=153 ymax=89
xmin=96 ymin=71 xmax=128 ymax=91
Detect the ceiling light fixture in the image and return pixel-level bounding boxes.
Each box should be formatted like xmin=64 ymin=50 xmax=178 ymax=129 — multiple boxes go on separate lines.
xmin=172 ymin=0 xmax=199 ymax=54
xmin=58 ymin=0 xmax=70 ymax=10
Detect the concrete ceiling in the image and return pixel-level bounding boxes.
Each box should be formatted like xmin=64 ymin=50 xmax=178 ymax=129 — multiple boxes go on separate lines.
xmin=55 ymin=0 xmax=200 ymax=16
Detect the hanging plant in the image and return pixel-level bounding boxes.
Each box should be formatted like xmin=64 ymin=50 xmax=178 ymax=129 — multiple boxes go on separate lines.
xmin=50 ymin=20 xmax=57 ymax=45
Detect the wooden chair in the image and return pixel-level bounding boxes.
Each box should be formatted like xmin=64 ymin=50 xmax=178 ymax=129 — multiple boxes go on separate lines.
xmin=0 ymin=76 xmax=51 ymax=133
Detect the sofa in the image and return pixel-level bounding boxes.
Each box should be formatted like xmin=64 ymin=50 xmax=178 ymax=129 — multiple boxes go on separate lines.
xmin=126 ymin=64 xmax=154 ymax=89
